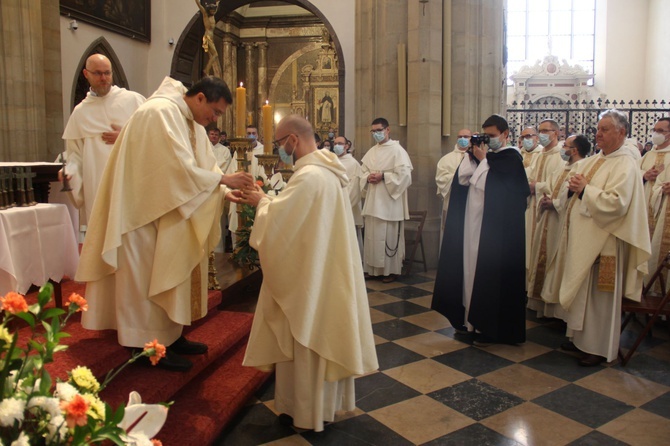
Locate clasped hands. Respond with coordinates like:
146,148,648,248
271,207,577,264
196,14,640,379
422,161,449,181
568,173,587,194
367,172,384,184
222,171,265,206
644,164,664,182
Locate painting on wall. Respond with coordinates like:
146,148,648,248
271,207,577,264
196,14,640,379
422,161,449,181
60,0,151,42
313,87,337,131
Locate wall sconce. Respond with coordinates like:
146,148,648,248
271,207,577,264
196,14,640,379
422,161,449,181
68,19,78,31
168,37,175,46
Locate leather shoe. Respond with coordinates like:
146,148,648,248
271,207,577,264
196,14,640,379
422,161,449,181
578,353,605,367
382,275,396,283
136,349,193,372
168,336,208,355
473,333,495,347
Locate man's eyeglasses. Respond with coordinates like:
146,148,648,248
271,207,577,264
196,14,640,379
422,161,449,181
370,128,386,133
272,134,293,146
520,134,537,139
86,70,112,77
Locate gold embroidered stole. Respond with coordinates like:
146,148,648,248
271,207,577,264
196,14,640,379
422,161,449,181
530,153,550,244
531,168,570,297
648,152,666,237
523,151,533,168
656,192,670,287
188,120,204,320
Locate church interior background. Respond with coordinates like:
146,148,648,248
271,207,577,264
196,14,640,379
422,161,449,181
1,1,670,444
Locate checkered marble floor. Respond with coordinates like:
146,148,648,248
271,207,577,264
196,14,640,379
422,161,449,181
216,271,670,446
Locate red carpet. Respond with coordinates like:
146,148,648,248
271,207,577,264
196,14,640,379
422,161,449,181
19,280,270,445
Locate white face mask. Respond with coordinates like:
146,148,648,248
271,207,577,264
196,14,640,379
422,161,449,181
333,144,345,156
372,131,386,143
651,132,667,146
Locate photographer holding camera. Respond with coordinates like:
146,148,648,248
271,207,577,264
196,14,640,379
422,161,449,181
432,115,530,346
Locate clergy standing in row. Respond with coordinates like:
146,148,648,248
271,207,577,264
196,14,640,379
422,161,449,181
542,109,650,366
435,129,471,249
76,76,254,372
241,115,378,432
519,126,542,175
527,134,591,317
360,118,413,283
62,54,145,235
432,115,529,346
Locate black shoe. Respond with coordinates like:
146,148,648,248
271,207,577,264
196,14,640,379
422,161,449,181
278,413,294,426
578,353,605,367
135,349,193,372
473,333,496,347
168,336,208,355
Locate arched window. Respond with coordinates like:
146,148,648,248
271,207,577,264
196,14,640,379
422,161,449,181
506,0,596,85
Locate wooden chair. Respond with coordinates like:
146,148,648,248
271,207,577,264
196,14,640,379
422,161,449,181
402,211,427,276
619,251,670,366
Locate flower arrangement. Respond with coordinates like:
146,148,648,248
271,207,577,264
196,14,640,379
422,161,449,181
0,284,168,445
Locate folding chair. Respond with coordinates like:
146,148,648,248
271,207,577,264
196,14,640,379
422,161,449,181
402,210,427,276
619,251,670,366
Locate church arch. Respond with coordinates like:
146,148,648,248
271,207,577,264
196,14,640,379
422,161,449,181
69,37,131,111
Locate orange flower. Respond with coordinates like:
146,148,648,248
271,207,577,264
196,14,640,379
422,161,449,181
1,292,28,314
143,339,166,366
65,293,88,312
151,440,163,446
255,180,264,187
60,394,89,428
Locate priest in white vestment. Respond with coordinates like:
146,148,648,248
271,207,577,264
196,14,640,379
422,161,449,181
519,126,543,176
541,110,650,366
639,118,670,237
334,135,364,255
76,76,254,372
208,127,233,173
435,129,471,248
62,54,145,234
645,127,670,292
241,115,378,432
360,118,413,282
528,134,591,317
525,120,565,283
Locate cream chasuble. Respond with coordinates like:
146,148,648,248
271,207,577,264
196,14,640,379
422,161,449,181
243,149,378,432
639,146,670,236
76,77,226,348
62,86,146,225
541,146,650,361
525,146,565,277
435,146,466,247
646,163,670,291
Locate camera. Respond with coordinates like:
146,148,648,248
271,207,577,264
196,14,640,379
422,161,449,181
470,134,490,146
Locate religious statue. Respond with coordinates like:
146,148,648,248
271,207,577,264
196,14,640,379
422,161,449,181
318,91,334,124
195,0,222,78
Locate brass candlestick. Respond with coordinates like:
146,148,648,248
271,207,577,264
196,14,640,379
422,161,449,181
279,168,294,183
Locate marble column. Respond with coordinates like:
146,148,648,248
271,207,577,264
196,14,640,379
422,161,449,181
257,42,269,142
222,35,234,136
244,43,257,128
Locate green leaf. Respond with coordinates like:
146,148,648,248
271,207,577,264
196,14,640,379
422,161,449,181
40,368,53,394
42,307,66,319
15,311,35,328
38,282,54,307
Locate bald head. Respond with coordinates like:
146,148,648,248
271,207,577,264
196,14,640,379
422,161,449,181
275,115,317,161
83,54,113,97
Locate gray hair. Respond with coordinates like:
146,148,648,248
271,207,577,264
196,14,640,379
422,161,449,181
599,109,629,132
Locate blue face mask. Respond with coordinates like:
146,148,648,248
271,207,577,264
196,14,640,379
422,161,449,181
457,137,470,149
247,133,257,141
488,136,503,150
560,148,570,161
333,144,345,156
373,131,386,143
539,133,552,147
522,138,536,151
278,145,293,165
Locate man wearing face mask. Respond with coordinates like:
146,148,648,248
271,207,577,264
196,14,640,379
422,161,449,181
435,129,472,249
640,118,670,235
432,115,530,346
525,120,565,285
360,118,413,283
240,115,378,432
334,135,364,254
518,127,542,175
529,134,591,317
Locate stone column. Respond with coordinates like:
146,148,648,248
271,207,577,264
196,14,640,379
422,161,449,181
222,35,234,136
257,41,268,141
1,0,62,161
244,43,257,128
